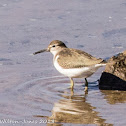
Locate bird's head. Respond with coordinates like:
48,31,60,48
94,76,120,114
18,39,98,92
33,40,67,56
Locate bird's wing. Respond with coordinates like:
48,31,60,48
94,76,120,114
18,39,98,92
57,48,103,69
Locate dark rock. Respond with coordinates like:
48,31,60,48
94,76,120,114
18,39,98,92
99,50,126,90
99,72,126,90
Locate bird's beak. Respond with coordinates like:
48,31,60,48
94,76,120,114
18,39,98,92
33,48,49,55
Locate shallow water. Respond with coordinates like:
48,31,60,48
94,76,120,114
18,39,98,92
0,73,126,126
0,0,126,126
1,70,126,126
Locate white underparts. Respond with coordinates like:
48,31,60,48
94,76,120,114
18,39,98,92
54,55,105,78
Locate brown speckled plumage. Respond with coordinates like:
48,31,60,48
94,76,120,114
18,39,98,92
56,48,104,69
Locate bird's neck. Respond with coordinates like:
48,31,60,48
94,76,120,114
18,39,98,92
51,50,59,57
51,47,67,57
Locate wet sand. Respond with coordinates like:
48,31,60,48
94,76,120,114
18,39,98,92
0,0,126,125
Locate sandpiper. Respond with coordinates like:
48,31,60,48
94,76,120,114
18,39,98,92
33,40,106,91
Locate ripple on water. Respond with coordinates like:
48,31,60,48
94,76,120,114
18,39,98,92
0,75,113,126
0,76,71,119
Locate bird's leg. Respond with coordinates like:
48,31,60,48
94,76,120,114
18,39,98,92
85,78,88,92
70,78,74,90
71,89,74,97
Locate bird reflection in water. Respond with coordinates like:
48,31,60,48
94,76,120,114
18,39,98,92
35,89,112,126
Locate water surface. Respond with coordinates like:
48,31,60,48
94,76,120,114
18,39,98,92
0,0,126,125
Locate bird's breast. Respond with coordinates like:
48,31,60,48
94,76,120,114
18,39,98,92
53,55,96,78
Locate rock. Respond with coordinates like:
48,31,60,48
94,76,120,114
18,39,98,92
99,72,126,90
99,50,126,90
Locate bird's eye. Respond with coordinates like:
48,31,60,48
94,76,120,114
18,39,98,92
52,45,56,47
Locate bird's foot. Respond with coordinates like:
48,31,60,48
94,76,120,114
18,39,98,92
84,86,88,94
